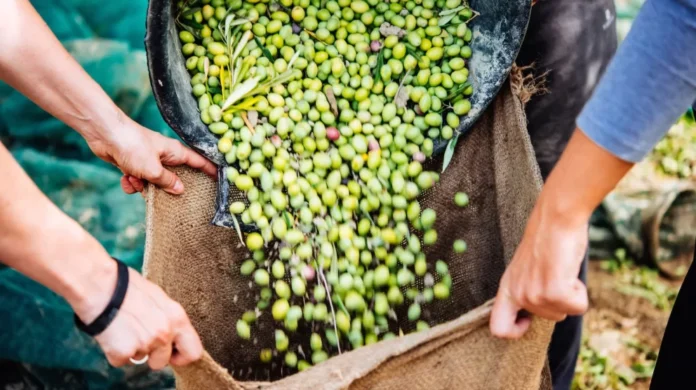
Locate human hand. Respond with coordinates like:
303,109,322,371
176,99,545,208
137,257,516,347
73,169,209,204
74,265,203,370
489,195,589,339
85,114,217,195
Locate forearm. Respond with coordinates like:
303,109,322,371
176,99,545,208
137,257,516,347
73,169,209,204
0,0,124,142
537,129,633,226
0,143,115,321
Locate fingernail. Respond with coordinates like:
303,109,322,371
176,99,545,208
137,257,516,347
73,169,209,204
173,180,184,193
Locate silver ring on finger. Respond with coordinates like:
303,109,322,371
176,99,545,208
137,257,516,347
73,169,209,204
129,355,149,365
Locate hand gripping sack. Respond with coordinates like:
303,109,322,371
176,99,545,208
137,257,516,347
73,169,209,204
142,77,554,389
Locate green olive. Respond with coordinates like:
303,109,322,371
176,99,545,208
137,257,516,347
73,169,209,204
275,280,291,299
240,260,256,276
453,239,467,253
246,232,264,250
253,269,270,286
236,320,251,339
454,192,469,207
272,299,290,320
285,351,298,367
434,282,450,299
407,303,421,321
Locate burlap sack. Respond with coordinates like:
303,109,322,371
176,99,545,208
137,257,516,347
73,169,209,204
143,79,554,389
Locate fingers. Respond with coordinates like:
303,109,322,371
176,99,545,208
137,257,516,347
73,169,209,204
170,327,203,366
97,317,145,368
148,343,173,370
102,341,137,367
121,175,147,195
121,176,137,194
95,272,202,370
128,176,145,193
146,285,203,366
146,166,184,195
169,304,203,366
159,137,218,179
491,281,589,340
170,303,203,366
181,147,218,178
490,288,532,339
563,279,589,316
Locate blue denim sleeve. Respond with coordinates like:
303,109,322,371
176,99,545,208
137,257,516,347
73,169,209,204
576,0,696,163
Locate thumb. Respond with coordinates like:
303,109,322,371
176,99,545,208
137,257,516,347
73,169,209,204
490,290,531,339
148,166,184,195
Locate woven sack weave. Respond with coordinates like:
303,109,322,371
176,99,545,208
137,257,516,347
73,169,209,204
142,79,553,390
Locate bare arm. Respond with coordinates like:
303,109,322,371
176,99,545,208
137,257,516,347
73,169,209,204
0,142,203,368
491,0,696,338
490,129,632,337
0,0,216,194
0,143,116,314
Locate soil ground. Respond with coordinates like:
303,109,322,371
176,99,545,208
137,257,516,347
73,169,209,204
574,261,681,389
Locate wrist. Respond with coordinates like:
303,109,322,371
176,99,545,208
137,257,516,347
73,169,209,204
68,254,119,324
536,187,593,231
40,220,118,323
80,109,141,163
77,105,128,146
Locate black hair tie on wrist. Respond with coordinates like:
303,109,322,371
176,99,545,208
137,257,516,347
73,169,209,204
74,257,129,337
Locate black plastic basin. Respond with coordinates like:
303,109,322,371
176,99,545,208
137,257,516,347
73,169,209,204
145,0,531,228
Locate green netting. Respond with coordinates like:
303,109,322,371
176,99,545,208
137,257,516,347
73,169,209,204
0,0,175,388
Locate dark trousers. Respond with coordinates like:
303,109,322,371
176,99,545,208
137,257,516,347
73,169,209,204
516,1,618,389
650,258,696,389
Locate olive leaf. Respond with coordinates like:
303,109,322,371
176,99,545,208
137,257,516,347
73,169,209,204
181,6,201,17
231,214,245,246
404,43,422,60
181,0,201,11
249,70,295,96
445,81,471,101
379,22,406,38
442,134,459,172
325,88,339,117
333,293,349,316
373,48,386,82
220,63,227,98
221,76,261,111
438,13,458,27
393,70,412,109
176,24,200,40
222,14,249,44
439,5,465,16
231,30,253,66
232,57,243,87
177,17,204,31
227,96,261,113
304,29,329,45
316,256,342,354
253,36,275,62
329,242,339,280
287,50,301,69
362,210,375,226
